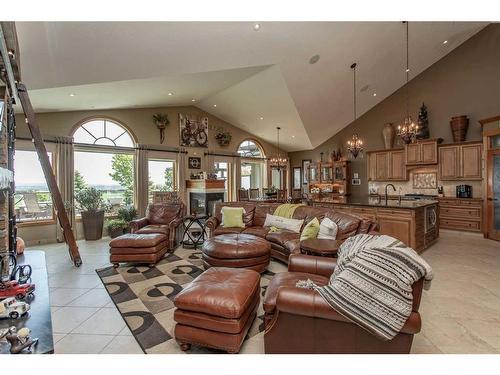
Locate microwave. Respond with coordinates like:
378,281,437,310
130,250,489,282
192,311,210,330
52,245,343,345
456,185,472,198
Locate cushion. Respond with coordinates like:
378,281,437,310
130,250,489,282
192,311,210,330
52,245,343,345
146,203,182,225
317,217,338,240
265,230,300,246
221,207,245,228
242,226,270,238
300,217,320,241
213,227,245,236
109,233,167,248
263,214,304,233
136,224,170,235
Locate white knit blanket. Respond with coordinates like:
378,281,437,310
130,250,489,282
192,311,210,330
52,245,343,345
297,234,433,341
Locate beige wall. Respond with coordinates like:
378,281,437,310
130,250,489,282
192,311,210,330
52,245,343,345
289,23,500,198
15,105,281,245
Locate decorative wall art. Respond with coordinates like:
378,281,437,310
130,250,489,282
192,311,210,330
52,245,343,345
179,114,209,148
293,167,301,189
412,172,437,189
302,160,311,184
152,113,170,144
188,157,202,169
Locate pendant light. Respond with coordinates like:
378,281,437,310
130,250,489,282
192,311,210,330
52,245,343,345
397,21,419,144
347,62,364,159
269,126,287,170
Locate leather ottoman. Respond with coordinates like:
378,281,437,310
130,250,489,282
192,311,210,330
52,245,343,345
173,267,260,353
202,233,271,273
109,233,169,267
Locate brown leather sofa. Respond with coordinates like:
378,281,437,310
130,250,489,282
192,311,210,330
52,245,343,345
130,202,186,251
263,254,424,353
205,202,378,263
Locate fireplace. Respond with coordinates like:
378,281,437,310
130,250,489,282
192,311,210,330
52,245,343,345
189,192,224,216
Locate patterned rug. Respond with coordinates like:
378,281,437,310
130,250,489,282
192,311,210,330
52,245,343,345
96,246,286,354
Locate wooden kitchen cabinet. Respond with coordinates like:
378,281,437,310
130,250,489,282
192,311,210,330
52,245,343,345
438,142,482,181
367,149,407,181
405,139,438,165
438,197,483,232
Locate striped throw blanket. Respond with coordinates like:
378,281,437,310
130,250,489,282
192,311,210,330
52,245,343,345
298,234,433,340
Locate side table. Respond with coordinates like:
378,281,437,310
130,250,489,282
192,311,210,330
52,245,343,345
181,214,208,249
300,238,341,257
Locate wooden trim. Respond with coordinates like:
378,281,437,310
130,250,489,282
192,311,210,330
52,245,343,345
479,115,500,127
235,137,267,158
17,219,57,228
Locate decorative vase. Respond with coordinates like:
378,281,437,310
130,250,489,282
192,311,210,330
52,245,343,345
382,123,395,149
450,115,469,142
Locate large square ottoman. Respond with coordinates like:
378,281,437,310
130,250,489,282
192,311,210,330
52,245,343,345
173,267,260,353
109,233,169,267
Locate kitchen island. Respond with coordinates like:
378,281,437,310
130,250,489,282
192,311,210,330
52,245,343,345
309,196,439,253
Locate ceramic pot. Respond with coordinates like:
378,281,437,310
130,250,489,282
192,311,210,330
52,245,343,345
81,210,105,241
382,123,395,149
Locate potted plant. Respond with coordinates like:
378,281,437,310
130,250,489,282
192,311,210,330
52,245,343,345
106,219,128,238
152,113,170,144
215,128,232,146
116,205,138,233
75,187,108,241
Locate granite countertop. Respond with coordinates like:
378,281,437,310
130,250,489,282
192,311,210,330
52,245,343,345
311,196,439,209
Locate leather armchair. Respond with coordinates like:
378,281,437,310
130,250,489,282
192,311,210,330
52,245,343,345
130,202,186,250
264,254,424,354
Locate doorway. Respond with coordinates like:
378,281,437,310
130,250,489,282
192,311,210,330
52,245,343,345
482,118,500,241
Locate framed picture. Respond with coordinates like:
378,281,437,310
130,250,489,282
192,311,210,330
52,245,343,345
413,172,437,189
352,178,361,185
302,159,311,184
188,157,202,169
179,113,208,148
293,167,301,189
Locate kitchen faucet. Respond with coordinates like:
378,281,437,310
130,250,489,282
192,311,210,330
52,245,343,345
384,183,396,205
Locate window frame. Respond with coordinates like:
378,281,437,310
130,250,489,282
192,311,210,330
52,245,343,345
147,157,177,203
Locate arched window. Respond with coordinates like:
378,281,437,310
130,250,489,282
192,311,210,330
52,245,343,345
237,140,264,158
73,119,135,148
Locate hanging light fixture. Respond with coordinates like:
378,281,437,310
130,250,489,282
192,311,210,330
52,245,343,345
269,126,288,169
397,21,419,144
347,62,364,159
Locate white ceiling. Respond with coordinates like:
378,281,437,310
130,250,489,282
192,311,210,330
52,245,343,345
15,21,488,151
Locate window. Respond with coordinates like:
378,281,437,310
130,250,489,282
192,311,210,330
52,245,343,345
74,151,134,215
73,119,134,148
148,159,175,202
14,150,54,223
214,162,228,191
237,140,264,158
72,118,136,216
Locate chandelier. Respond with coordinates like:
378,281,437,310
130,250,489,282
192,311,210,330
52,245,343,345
347,134,363,159
397,21,419,145
269,126,288,169
347,62,364,159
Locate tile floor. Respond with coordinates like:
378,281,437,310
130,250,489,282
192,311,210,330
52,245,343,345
28,229,500,354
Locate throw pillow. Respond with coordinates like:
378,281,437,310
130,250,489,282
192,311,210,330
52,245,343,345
317,217,338,240
263,214,304,233
300,217,320,241
221,207,245,228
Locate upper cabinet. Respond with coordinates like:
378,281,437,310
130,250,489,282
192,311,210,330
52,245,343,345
405,139,438,165
320,163,333,183
368,149,407,182
438,142,482,181
309,162,320,184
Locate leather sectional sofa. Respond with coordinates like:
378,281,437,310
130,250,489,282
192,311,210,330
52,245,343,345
205,202,378,263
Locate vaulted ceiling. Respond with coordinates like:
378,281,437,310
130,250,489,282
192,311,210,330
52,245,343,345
15,22,487,151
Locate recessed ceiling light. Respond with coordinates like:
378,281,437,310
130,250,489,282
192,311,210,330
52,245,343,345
443,40,448,45
292,135,295,138
373,93,377,97
406,68,410,73
253,23,261,31
213,104,217,107
69,93,75,97
259,117,264,120
309,54,320,64
168,92,173,96
191,99,196,102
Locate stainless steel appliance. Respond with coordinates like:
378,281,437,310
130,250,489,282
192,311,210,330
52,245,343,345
456,184,472,198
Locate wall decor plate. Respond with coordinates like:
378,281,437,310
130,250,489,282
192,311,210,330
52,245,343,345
413,172,437,189
188,157,202,169
179,114,208,147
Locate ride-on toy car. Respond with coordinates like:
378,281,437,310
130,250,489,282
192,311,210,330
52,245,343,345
0,280,35,300
0,297,30,319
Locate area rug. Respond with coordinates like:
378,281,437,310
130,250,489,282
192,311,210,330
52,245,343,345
96,246,284,353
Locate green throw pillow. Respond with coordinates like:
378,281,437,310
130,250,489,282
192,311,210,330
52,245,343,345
221,207,245,228
300,217,320,241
